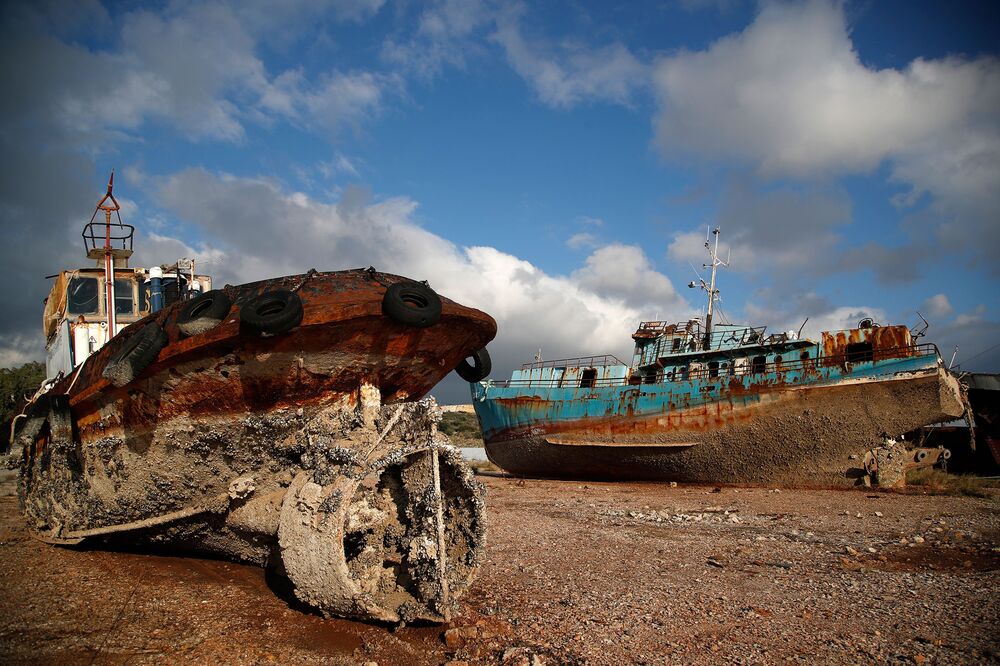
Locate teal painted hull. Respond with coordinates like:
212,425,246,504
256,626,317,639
471,354,966,485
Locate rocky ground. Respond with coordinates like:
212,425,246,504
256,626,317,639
1,468,998,664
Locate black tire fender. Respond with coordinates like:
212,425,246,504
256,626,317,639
102,322,168,387
455,348,491,382
382,282,442,328
177,290,232,337
239,289,304,336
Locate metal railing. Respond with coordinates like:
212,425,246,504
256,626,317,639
519,354,628,371
492,344,939,389
82,219,134,255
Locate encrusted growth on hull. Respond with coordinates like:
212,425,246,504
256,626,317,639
18,389,486,623
482,367,967,487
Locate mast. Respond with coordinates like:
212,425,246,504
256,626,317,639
688,227,728,351
88,171,123,340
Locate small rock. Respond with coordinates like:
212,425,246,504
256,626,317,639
874,511,883,517
443,628,464,649
669,481,678,488
913,536,925,544
845,546,859,556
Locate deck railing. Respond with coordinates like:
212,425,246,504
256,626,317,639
491,344,940,389
518,354,628,371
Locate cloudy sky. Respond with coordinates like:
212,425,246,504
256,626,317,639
1,0,998,402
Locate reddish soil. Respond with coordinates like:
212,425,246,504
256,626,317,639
1,469,998,664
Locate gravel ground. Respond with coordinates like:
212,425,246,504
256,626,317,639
1,469,997,665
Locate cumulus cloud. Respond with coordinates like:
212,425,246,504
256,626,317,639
667,182,851,277
652,0,1000,268
566,232,598,249
493,5,648,107
148,170,690,399
921,293,954,319
0,1,393,145
744,302,886,340
571,244,685,312
653,0,1000,176
381,0,492,77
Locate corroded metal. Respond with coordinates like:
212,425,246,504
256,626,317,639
19,269,496,622
473,328,966,486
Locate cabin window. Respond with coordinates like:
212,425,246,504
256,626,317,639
800,351,810,360
708,361,720,378
139,282,149,312
67,277,99,315
751,355,766,374
846,341,874,363
641,367,658,384
666,369,675,382
672,338,682,352
580,368,597,388
114,279,134,315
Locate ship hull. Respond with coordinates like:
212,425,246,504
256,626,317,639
473,358,966,486
18,268,496,622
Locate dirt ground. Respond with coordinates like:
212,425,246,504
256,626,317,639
1,468,998,665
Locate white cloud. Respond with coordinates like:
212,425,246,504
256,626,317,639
652,0,1000,267
381,0,492,77
652,1,1000,176
0,1,393,146
145,169,691,397
921,294,954,319
566,232,598,249
744,302,887,340
571,244,684,312
667,183,851,277
955,304,988,328
493,5,648,108
327,0,385,23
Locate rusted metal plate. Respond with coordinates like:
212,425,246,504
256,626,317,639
19,268,496,623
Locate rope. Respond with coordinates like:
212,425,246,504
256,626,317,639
955,341,1000,368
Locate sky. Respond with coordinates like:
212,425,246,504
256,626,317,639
0,0,998,403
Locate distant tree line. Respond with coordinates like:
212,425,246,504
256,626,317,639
1,362,46,448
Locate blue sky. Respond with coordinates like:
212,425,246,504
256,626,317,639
1,0,998,402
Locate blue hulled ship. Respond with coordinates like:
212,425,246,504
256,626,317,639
470,229,967,486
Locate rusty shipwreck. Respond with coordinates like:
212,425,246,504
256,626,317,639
470,228,967,487
14,174,497,623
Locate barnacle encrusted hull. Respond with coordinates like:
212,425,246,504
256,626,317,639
18,268,496,622
21,390,485,623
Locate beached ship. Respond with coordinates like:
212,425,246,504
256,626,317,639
15,174,497,622
470,228,967,487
